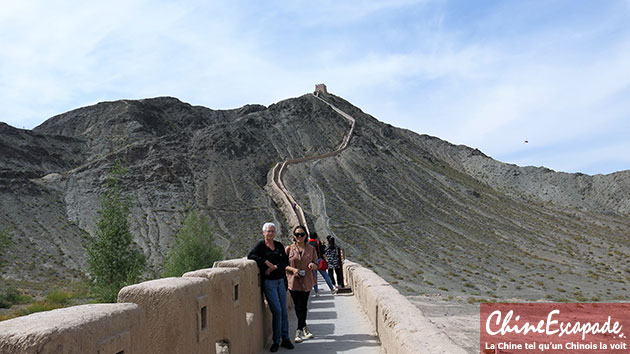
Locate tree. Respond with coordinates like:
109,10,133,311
0,229,13,274
87,164,145,302
163,210,223,277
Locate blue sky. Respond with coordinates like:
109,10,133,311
1,1,628,175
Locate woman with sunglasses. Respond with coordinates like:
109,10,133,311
285,225,319,343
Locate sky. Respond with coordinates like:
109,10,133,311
1,1,628,175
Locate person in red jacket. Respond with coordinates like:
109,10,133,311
307,232,337,295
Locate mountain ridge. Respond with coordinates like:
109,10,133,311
403,130,630,215
1,93,628,304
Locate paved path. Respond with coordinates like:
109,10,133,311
273,278,383,353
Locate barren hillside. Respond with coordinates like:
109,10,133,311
0,93,628,303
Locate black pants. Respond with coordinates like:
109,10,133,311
289,290,310,330
328,267,344,288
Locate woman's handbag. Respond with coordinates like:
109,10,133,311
318,258,328,271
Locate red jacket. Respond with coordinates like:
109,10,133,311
308,238,325,259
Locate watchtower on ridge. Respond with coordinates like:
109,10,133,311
314,84,328,95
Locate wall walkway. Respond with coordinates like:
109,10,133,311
289,276,381,353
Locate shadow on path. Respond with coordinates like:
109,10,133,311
280,278,382,353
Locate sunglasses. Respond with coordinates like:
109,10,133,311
294,233,307,237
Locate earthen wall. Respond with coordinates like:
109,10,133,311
0,258,271,354
344,260,468,354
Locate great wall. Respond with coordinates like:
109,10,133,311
0,86,467,354
265,84,356,234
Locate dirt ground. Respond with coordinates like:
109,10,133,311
408,294,480,354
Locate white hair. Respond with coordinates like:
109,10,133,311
262,222,276,232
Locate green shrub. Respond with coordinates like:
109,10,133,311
467,297,479,304
163,210,223,277
18,302,61,316
0,287,31,309
46,290,73,305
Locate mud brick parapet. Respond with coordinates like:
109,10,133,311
343,260,467,354
0,258,271,354
0,303,143,354
0,258,461,354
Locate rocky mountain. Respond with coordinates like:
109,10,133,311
1,92,629,302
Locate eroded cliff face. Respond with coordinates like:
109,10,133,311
1,93,628,301
280,95,630,301
0,95,349,282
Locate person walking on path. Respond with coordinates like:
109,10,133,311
325,235,344,288
308,232,337,295
285,225,319,343
247,222,294,352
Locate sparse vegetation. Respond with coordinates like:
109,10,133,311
17,302,61,316
2,289,78,319
0,228,13,274
45,289,74,305
0,287,31,309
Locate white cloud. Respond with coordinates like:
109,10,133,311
0,1,627,173
261,0,428,28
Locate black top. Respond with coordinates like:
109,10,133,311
247,240,289,280
308,238,325,259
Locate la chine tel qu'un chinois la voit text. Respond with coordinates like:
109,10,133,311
484,341,628,351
